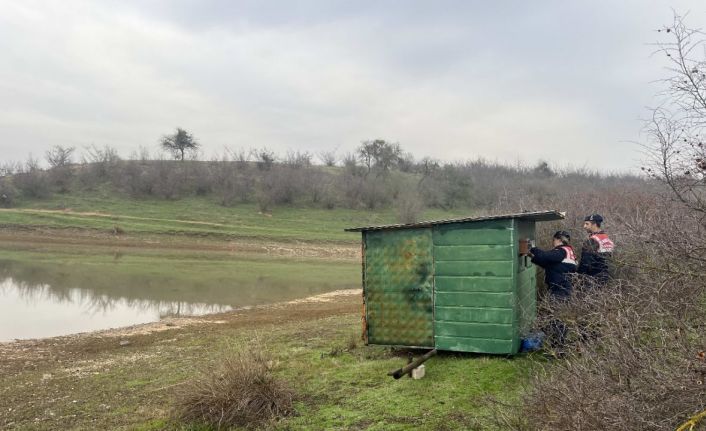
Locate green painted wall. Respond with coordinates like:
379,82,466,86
433,220,517,354
514,220,537,338
363,228,434,347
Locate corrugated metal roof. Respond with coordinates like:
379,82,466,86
344,210,565,232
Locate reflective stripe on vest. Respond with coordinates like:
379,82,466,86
560,246,578,266
590,233,614,253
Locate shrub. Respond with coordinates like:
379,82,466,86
14,156,51,198
0,178,17,207
173,348,295,429
119,161,154,197
395,189,424,224
78,144,121,189
490,198,706,431
45,145,75,193
152,160,186,199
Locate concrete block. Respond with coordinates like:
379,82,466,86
411,364,426,379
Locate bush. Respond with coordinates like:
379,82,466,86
0,178,17,207
14,156,51,199
119,161,154,197
515,275,706,430
152,160,186,199
490,198,706,431
173,348,295,429
395,188,424,224
45,145,75,193
77,144,121,189
360,176,392,209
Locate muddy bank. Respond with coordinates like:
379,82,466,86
0,226,359,260
0,289,361,374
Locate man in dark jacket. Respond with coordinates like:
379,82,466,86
529,230,578,299
528,230,578,353
577,214,614,285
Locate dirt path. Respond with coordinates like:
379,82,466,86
0,208,243,228
0,227,360,260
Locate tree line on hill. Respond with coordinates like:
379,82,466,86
0,130,647,223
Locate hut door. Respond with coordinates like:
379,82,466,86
364,228,434,347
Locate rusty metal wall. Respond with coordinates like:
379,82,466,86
363,228,434,347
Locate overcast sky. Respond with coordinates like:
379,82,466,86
1,1,705,172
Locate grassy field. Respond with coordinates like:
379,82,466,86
0,191,465,243
0,296,533,430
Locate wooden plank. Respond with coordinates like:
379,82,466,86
435,321,514,339
433,245,513,261
434,336,514,354
435,276,513,292
435,261,513,277
435,291,514,308
435,306,514,324
435,219,512,231
433,227,512,246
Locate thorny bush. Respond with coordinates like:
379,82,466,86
489,184,706,430
490,16,706,426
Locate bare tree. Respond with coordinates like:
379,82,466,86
45,146,75,168
45,145,75,193
78,144,120,188
282,150,312,168
341,152,362,176
532,160,555,178
160,128,200,162
642,14,706,215
317,149,338,167
252,148,276,171
396,151,415,173
227,148,250,165
0,161,21,177
210,154,242,206
14,155,50,198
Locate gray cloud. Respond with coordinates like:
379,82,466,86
1,0,705,171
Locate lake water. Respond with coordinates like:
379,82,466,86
0,256,356,342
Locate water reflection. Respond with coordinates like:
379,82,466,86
0,257,352,341
2,279,230,317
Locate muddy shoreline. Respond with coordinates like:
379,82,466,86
0,226,360,260
0,289,361,377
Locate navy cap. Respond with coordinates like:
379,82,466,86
584,214,603,225
553,230,571,241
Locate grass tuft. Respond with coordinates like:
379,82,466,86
172,348,296,429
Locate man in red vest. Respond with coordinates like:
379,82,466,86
527,230,578,353
529,230,578,299
577,214,614,285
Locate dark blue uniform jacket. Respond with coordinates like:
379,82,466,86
530,246,577,298
577,231,613,283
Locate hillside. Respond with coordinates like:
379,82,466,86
0,189,465,244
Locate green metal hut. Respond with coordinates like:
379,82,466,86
345,210,565,355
